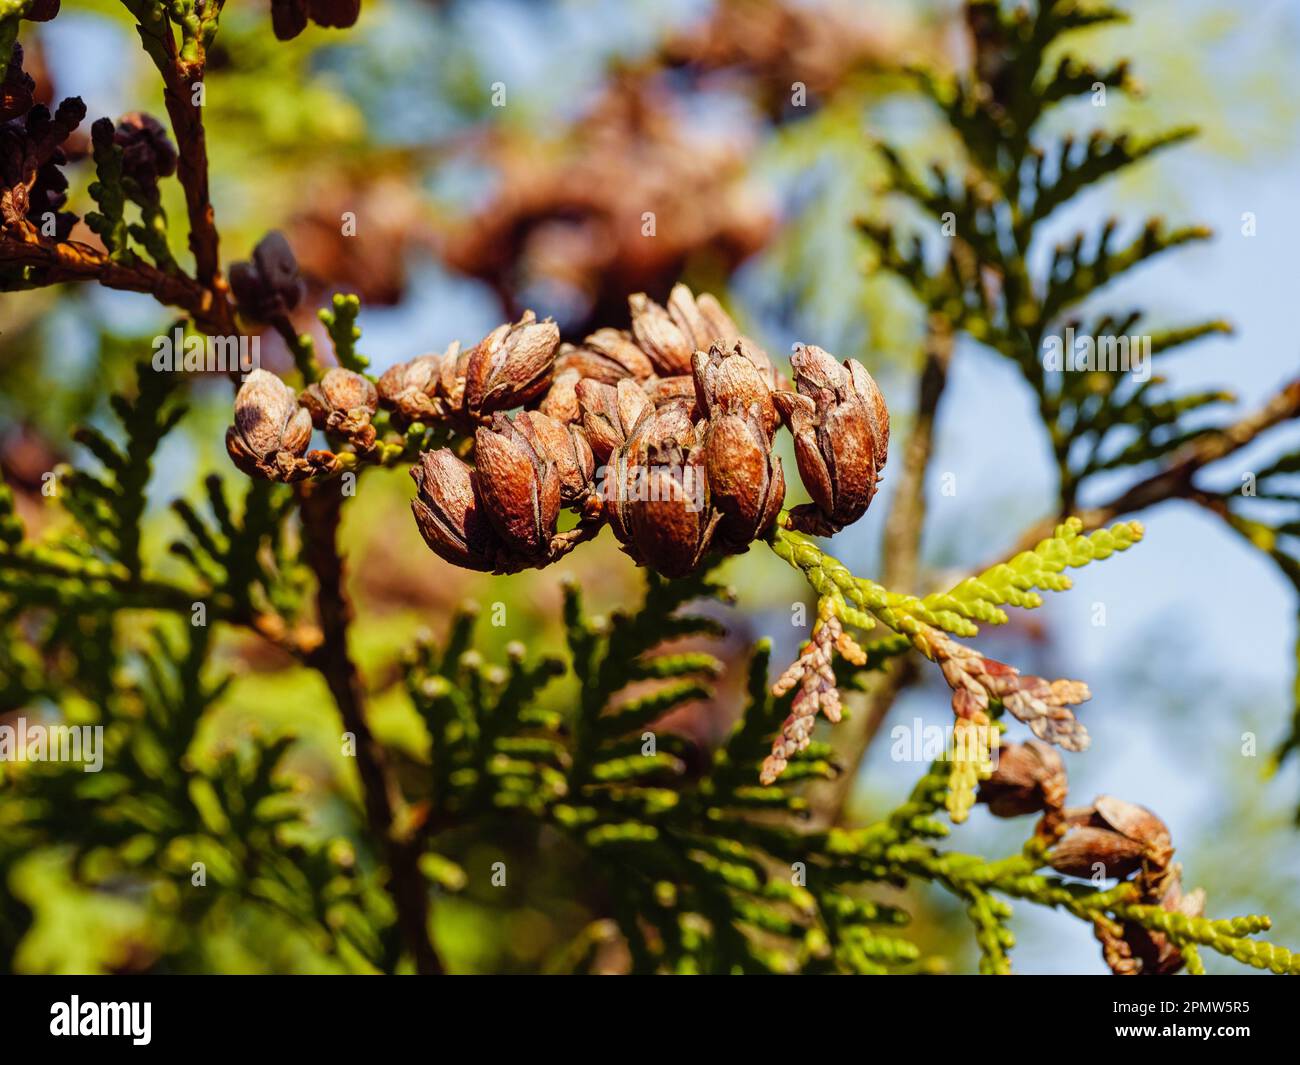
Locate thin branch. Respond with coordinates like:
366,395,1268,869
122,0,235,335
1001,375,1300,560
297,483,444,975
0,227,224,329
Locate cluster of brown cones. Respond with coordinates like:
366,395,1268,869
226,284,891,579
979,741,1206,975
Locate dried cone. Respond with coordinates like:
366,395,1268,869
539,367,583,425
977,740,1067,818
226,369,314,480
512,409,595,506
1048,796,1173,881
113,112,176,191
692,340,779,439
629,292,695,376
464,311,560,420
577,377,653,463
609,400,718,577
474,414,562,559
229,231,305,322
701,409,784,549
1119,872,1206,975
556,329,655,384
377,344,457,425
299,367,378,449
775,344,889,534
410,449,504,572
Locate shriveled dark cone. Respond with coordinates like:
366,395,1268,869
230,231,305,322
612,400,719,578
300,367,378,449
577,377,652,462
376,344,456,426
309,0,361,29
1,45,36,123
1048,796,1173,881
1119,871,1206,975
113,112,176,191
977,740,1067,818
775,344,889,535
474,414,561,558
226,369,313,480
410,449,504,573
272,0,360,40
464,311,559,421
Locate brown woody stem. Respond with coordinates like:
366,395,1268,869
298,484,443,975
0,228,224,328
1000,375,1300,561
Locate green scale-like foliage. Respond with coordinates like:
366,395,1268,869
401,572,923,974
862,0,1233,512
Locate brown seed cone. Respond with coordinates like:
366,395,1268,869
300,367,379,449
513,409,595,506
643,374,699,413
693,340,779,439
629,291,694,376
667,283,743,352
1118,872,1205,975
577,377,653,462
702,409,784,549
776,344,889,534
464,311,559,420
557,329,655,384
977,740,1068,818
474,414,562,558
410,449,505,572
610,400,718,577
377,345,456,425
1048,796,1173,881
226,369,314,480
539,367,583,425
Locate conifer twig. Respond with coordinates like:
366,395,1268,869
0,228,225,328
1001,375,1300,561
120,0,236,335
298,484,443,975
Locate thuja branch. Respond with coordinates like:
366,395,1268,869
119,0,233,327
297,485,443,975
765,516,1143,812
1002,375,1300,560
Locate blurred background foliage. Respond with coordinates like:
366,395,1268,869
2,0,1299,973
